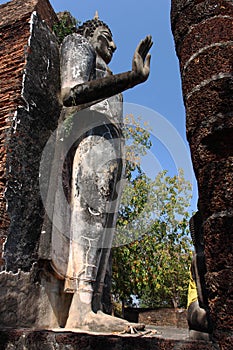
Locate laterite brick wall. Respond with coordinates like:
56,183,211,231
0,0,59,270
171,1,233,348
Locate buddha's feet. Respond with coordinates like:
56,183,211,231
65,310,145,333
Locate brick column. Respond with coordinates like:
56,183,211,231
171,0,233,347
0,0,63,328
0,0,60,271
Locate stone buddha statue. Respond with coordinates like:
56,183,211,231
42,14,152,332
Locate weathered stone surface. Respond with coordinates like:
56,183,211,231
125,307,188,328
0,269,55,328
0,0,63,330
198,161,233,217
182,45,232,97
206,269,233,330
171,0,233,348
0,0,60,272
0,0,57,29
0,3,31,266
186,77,233,142
0,328,216,350
178,16,233,68
171,0,233,56
0,266,72,329
0,0,59,270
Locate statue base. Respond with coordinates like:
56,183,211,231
0,328,216,350
0,267,72,329
0,269,217,348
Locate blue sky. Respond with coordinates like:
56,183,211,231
0,0,198,212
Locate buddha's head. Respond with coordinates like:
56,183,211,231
78,15,116,64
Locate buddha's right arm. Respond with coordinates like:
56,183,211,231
61,70,141,107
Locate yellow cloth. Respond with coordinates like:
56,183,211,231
187,270,198,308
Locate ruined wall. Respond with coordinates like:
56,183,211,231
0,0,60,271
0,0,64,329
124,308,187,328
0,1,32,265
171,0,233,348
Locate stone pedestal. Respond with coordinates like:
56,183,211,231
0,328,216,350
171,1,233,348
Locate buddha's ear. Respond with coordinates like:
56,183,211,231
83,27,91,38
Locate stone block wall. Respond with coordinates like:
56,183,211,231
0,0,32,264
124,308,187,328
138,308,187,328
0,0,60,271
171,0,233,348
0,0,64,330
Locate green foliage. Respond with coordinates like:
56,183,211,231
123,114,152,179
112,116,193,309
53,12,80,44
113,115,153,247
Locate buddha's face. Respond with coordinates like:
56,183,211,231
89,26,116,64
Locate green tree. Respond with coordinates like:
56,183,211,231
112,116,193,310
113,114,152,247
